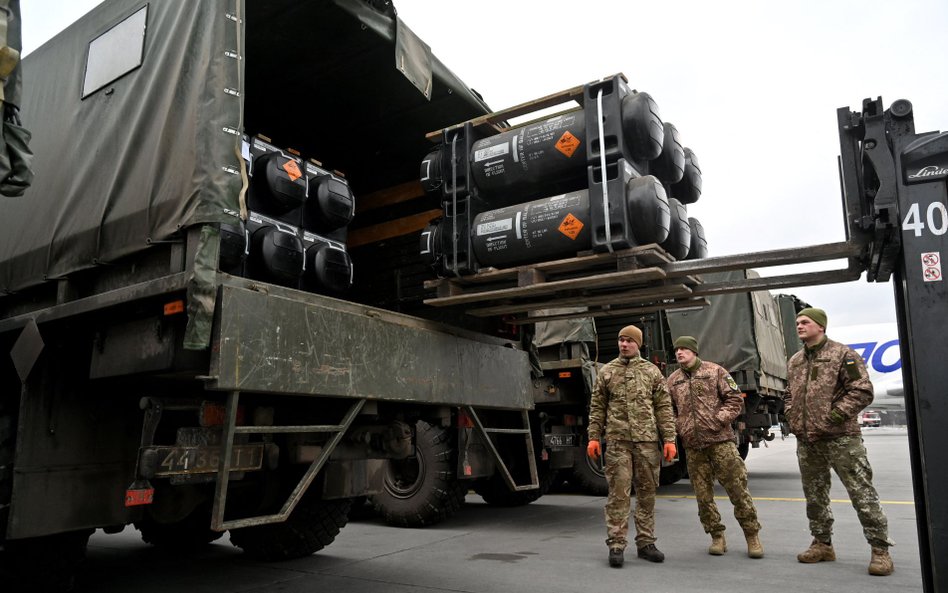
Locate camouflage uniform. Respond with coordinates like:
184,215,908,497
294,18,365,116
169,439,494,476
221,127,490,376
588,355,676,551
668,360,760,536
785,337,893,548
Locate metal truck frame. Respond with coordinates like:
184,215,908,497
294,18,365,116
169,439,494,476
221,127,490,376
0,1,541,587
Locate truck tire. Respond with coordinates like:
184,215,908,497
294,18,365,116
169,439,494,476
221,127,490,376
0,401,14,540
1,529,93,593
229,497,350,561
135,503,224,550
370,419,466,527
659,447,689,485
570,438,609,496
473,461,556,506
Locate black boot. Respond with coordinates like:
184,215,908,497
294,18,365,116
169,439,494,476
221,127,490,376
637,544,665,563
609,547,625,568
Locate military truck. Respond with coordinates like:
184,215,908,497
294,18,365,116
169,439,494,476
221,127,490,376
0,1,543,588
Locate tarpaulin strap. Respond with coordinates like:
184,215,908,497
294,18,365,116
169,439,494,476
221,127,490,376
597,89,613,253
183,225,221,350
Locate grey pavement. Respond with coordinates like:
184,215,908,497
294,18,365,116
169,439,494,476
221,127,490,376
74,428,922,592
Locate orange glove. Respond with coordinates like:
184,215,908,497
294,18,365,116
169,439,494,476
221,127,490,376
663,442,678,463
587,440,602,460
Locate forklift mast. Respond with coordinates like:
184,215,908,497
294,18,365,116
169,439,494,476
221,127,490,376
838,97,948,593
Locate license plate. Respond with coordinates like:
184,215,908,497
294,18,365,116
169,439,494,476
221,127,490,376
152,445,264,476
544,434,577,448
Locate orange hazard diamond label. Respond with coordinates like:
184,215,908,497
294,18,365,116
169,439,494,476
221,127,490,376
558,213,584,240
555,131,581,158
282,159,302,181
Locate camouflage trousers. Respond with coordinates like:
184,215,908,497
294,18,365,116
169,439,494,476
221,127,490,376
685,441,761,535
796,435,893,548
603,440,661,550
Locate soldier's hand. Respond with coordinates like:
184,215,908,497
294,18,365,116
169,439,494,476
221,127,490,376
828,408,846,425
663,442,677,462
587,440,602,460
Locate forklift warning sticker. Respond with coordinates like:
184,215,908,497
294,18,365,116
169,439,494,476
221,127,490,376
282,160,302,181
555,131,581,158
558,213,584,240
921,251,942,282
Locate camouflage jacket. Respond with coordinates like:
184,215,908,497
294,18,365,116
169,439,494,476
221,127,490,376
784,337,874,443
667,359,744,450
588,355,676,444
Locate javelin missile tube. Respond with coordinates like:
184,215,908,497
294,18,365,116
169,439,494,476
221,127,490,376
423,175,671,270
422,90,664,206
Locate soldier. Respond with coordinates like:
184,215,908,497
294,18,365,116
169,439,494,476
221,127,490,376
666,336,763,558
785,307,894,576
587,325,677,568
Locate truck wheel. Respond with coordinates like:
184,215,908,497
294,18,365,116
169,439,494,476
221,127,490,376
570,441,609,496
1,529,93,592
658,462,687,485
370,419,466,527
0,401,14,540
473,460,556,506
135,503,224,550
229,497,350,561
659,447,688,485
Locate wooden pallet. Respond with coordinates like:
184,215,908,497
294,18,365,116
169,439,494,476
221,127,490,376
423,244,705,322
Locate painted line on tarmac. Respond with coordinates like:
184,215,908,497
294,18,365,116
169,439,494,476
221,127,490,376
656,495,913,505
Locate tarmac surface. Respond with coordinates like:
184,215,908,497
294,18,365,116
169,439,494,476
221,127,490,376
74,428,922,592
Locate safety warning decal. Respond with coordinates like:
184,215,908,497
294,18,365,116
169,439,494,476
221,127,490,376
555,131,581,158
921,251,942,282
282,159,302,181
558,213,584,240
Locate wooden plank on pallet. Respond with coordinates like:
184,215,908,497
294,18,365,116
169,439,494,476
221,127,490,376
356,181,424,214
425,81,588,142
348,209,441,249
422,244,673,290
505,298,710,325
464,283,694,317
424,267,668,308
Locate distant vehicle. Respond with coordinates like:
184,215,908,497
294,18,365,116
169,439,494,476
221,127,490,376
859,411,883,428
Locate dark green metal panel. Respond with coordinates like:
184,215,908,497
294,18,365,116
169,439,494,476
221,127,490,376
209,285,533,410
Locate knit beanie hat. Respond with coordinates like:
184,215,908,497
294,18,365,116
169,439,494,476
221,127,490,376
673,335,699,355
618,325,643,347
797,307,828,329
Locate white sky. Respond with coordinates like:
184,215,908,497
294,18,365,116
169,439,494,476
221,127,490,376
22,0,948,327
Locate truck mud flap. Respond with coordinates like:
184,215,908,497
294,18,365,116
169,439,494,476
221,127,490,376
210,392,365,530
465,406,538,492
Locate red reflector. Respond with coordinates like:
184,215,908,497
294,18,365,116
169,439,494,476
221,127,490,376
125,486,154,507
200,401,245,427
563,414,577,426
541,449,549,461
740,392,748,399
457,409,474,428
463,464,473,476
164,300,185,316
558,371,572,378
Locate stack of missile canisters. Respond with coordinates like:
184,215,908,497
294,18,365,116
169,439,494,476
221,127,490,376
219,137,356,295
419,74,706,277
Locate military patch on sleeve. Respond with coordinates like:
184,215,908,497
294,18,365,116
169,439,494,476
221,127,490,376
725,375,740,392
844,356,861,379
